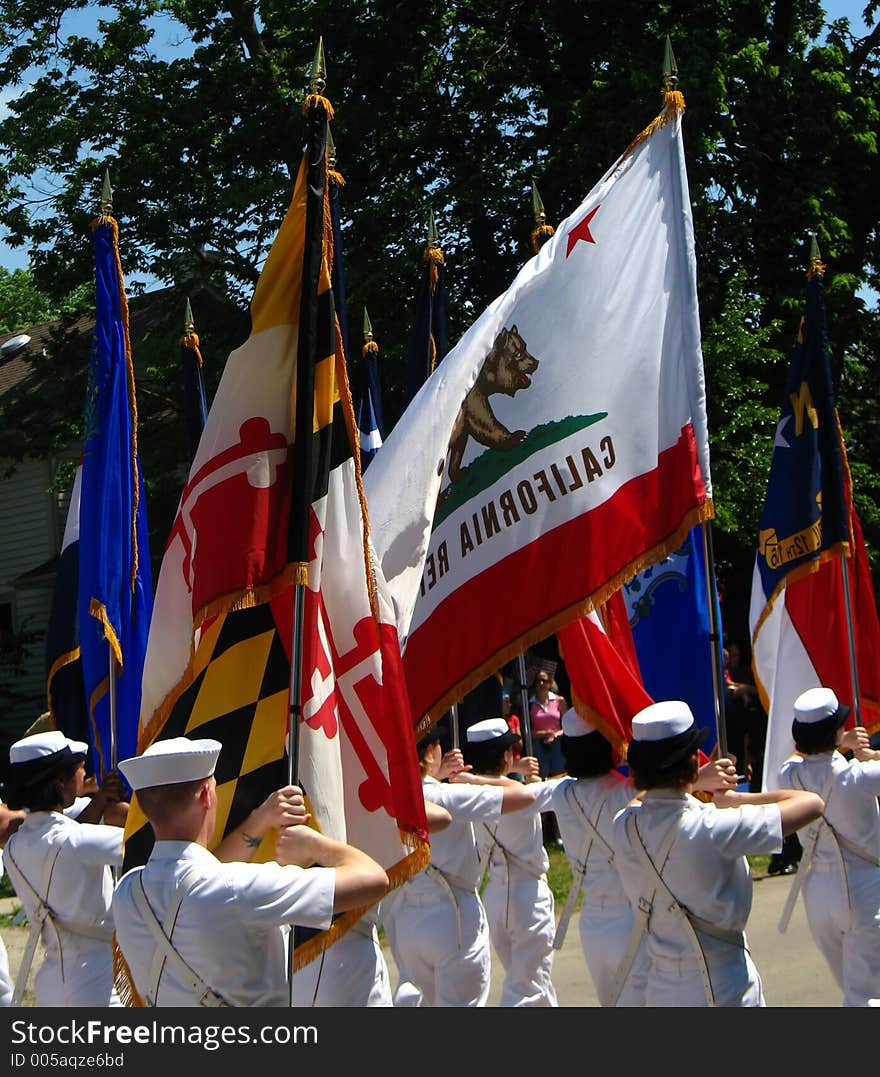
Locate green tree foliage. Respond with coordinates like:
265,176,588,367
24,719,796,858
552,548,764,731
0,1,877,637
0,266,90,331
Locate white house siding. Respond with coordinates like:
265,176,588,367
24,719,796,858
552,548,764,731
0,456,61,742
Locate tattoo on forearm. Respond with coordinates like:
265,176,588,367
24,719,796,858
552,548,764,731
241,831,261,848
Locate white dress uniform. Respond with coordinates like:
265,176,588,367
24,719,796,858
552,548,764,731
290,905,392,1006
3,810,123,1007
551,771,648,1006
476,779,558,1006
778,750,880,1006
389,776,504,1007
113,840,335,1007
0,849,12,1007
612,790,782,1007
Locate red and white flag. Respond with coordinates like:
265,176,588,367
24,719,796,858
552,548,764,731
364,92,712,725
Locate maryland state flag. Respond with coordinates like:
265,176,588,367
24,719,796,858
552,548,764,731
121,95,429,983
750,258,880,788
78,213,154,779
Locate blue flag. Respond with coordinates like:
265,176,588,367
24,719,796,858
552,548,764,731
77,215,154,779
356,336,384,470
180,323,208,465
403,239,447,408
622,525,720,756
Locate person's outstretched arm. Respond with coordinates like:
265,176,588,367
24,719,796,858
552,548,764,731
714,788,824,836
275,826,389,913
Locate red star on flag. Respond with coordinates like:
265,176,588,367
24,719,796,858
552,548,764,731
565,205,600,258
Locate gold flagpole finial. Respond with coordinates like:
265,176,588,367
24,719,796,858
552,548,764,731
809,232,822,266
426,208,440,249
363,307,374,343
532,180,546,225
183,297,195,334
662,35,679,92
100,169,113,216
310,37,327,95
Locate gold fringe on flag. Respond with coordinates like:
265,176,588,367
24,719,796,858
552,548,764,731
617,88,686,168
423,499,714,727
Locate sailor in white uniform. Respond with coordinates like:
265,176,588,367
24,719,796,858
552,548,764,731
387,726,537,1007
777,686,880,1006
112,736,389,1007
463,717,558,1006
3,731,124,1007
0,799,25,1007
551,707,740,1006
611,700,824,1007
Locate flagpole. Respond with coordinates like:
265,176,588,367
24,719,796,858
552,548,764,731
801,231,865,728
285,37,330,1006
516,653,534,757
700,520,729,758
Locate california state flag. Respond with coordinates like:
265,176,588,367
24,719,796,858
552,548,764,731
364,90,713,725
122,96,428,981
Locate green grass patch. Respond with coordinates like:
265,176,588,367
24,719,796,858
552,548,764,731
0,872,13,899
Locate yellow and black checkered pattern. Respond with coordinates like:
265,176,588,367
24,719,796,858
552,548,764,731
122,601,292,871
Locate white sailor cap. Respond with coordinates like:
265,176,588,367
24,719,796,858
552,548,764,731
631,700,695,741
561,707,597,738
119,737,222,791
9,730,88,765
628,700,707,772
792,687,850,727
466,717,520,749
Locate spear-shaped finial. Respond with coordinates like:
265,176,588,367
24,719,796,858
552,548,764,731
530,179,555,254
363,307,373,343
662,35,678,92
809,232,822,266
426,208,440,248
310,37,327,95
183,297,195,334
532,180,546,225
100,169,113,216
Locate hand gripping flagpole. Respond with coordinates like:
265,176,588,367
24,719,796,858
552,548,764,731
286,37,331,1005
809,233,864,730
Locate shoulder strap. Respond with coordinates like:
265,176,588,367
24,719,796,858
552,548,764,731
553,783,613,950
129,869,229,1007
778,768,837,933
605,812,681,1007
4,836,65,1006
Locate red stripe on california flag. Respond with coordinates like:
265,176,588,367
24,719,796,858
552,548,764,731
403,426,706,720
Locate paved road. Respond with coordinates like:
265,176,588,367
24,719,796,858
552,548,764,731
1,870,841,1007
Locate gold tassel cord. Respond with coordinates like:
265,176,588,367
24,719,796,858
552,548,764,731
362,340,379,357
424,244,445,292
615,88,686,169
531,223,555,254
180,330,203,367
328,169,346,188
302,93,334,120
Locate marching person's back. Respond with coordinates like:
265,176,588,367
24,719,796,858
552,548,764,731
464,717,559,1007
776,686,880,1006
112,736,389,1007
3,731,126,1007
611,700,823,1007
